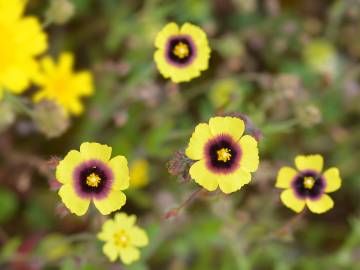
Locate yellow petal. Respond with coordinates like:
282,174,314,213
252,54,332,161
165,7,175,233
218,169,251,194
115,213,136,228
97,220,116,241
80,142,112,162
189,160,219,191
155,22,179,48
103,242,118,262
275,166,298,189
59,52,74,72
58,184,90,216
108,155,129,190
185,123,212,160
56,150,83,184
295,154,323,173
239,135,259,172
129,227,149,247
93,190,126,215
119,247,140,265
323,167,342,193
280,189,305,213
209,117,245,141
306,194,334,214
180,23,208,47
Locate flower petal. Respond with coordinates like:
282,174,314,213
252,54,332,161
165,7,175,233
93,190,126,215
185,123,212,160
129,227,149,247
280,189,305,213
103,242,118,262
80,142,112,162
323,167,342,193
56,150,83,184
239,135,259,172
189,160,219,191
115,213,136,228
218,169,251,194
275,166,298,189
295,154,323,173
58,184,90,216
97,219,116,241
108,155,129,190
155,22,179,48
119,247,140,265
209,117,245,141
306,194,334,214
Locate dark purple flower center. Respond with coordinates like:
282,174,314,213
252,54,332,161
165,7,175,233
73,160,113,199
166,35,196,66
292,170,326,199
205,134,241,174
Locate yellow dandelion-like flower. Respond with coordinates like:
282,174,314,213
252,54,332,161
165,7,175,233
56,142,129,216
154,22,211,83
129,159,150,189
33,52,94,115
275,154,342,214
97,212,149,265
0,0,47,98
185,116,259,194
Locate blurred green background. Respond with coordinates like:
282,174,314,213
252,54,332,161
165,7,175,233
1,0,360,269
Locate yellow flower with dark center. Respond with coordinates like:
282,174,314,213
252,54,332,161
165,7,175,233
275,154,342,214
97,213,149,265
185,116,259,194
33,52,93,115
154,22,211,83
0,0,47,98
56,142,129,216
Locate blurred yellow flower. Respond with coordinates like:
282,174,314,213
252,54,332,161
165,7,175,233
303,39,339,76
56,142,129,216
33,52,94,115
276,154,342,214
185,117,259,194
130,159,149,189
0,0,47,98
154,22,211,83
98,212,149,265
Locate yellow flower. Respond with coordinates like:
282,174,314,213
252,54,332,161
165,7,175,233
33,52,94,115
185,116,259,194
97,213,149,265
154,22,211,83
130,159,149,189
276,154,342,214
56,142,129,216
0,0,47,97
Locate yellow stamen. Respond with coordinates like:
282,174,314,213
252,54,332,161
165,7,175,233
86,173,101,187
173,42,189,59
217,148,232,162
114,230,129,248
303,176,315,189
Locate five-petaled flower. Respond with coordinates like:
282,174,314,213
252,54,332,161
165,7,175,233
185,116,259,194
276,154,342,214
33,52,94,115
98,212,149,265
154,22,211,83
56,142,129,216
0,0,47,99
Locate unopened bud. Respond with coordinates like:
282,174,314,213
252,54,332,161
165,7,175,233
46,0,75,25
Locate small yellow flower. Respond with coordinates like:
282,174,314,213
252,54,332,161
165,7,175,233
56,142,129,216
33,52,94,115
185,116,259,194
154,22,211,83
97,213,149,265
276,154,342,214
130,159,149,189
0,0,47,97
